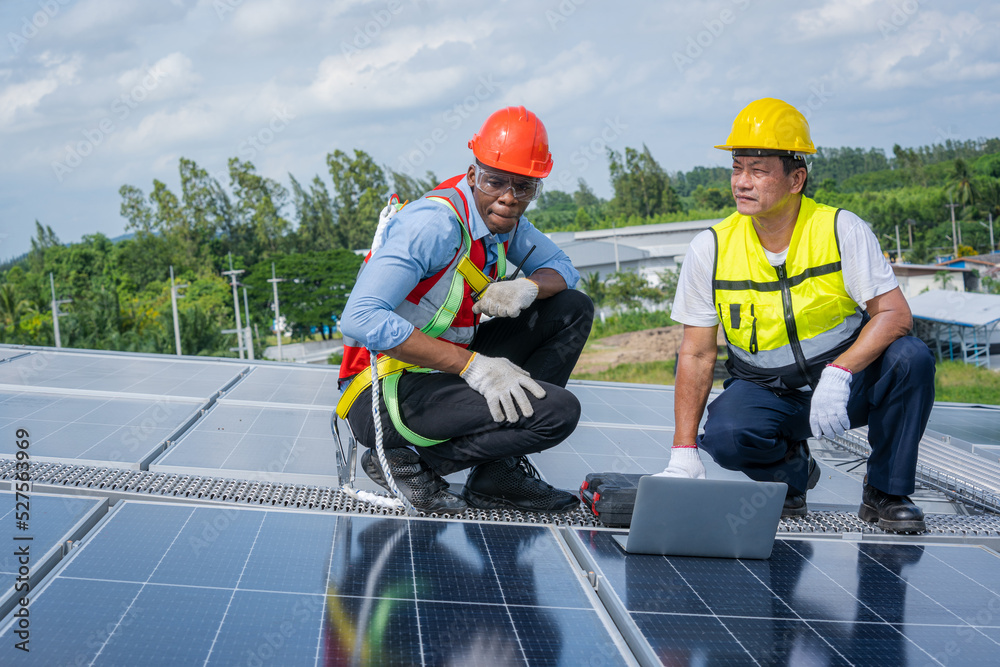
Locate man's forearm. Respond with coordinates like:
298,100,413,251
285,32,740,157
528,268,567,299
673,351,716,447
383,329,473,375
833,289,913,373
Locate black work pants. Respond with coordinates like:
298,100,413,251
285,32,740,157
345,289,594,476
697,336,935,496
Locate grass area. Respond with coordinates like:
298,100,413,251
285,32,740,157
573,359,675,384
588,310,675,341
934,361,1000,404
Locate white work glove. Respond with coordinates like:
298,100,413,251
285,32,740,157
460,352,546,423
653,447,707,479
809,365,853,439
370,196,405,255
472,278,538,318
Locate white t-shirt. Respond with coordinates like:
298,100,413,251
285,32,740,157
671,209,899,327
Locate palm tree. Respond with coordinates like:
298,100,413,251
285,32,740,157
948,159,979,208
0,283,31,333
579,272,606,308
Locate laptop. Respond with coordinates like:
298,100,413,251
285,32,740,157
612,475,787,559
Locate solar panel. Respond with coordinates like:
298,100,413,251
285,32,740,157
0,351,243,399
0,391,203,468
0,502,628,665
573,529,1000,665
0,491,106,618
927,405,1000,449
571,383,675,428
150,404,337,485
222,365,341,408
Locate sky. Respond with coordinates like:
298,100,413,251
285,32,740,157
1,0,999,260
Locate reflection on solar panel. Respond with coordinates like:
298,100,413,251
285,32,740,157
0,492,106,618
574,529,1000,665
0,502,626,665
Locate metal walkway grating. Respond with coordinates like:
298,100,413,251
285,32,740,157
834,426,1000,513
4,458,1000,537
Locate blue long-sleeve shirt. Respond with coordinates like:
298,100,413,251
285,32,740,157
340,176,579,353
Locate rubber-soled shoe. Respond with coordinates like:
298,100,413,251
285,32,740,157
360,448,467,514
782,492,808,517
806,451,821,491
858,480,926,534
463,456,579,513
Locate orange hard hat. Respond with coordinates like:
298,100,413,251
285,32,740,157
468,106,553,178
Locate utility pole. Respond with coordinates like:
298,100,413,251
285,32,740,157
990,213,995,253
241,285,255,361
945,199,960,258
169,266,188,356
905,219,915,250
222,253,245,359
895,224,902,263
267,263,285,361
611,220,620,272
49,273,71,348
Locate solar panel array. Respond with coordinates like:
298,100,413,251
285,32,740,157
0,501,627,665
575,529,1000,665
2,344,1000,665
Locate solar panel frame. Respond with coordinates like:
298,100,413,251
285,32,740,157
0,491,107,619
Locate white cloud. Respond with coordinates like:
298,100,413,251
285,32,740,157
504,43,618,112
116,52,200,101
0,53,81,127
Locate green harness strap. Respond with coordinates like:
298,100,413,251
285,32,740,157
380,196,507,447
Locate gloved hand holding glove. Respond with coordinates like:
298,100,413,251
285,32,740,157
460,352,546,423
472,278,538,318
653,447,707,479
809,364,853,439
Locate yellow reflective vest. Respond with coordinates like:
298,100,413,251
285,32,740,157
712,197,867,392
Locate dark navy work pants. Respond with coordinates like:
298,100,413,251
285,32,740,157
697,336,935,496
345,289,594,476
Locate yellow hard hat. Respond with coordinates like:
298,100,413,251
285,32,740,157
715,98,816,155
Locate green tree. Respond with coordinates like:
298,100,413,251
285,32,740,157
327,149,388,251
578,272,606,308
604,269,665,311
28,221,60,274
692,185,733,211
389,170,438,202
228,157,291,260
608,145,681,218
243,249,364,340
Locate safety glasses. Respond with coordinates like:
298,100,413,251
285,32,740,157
473,165,542,202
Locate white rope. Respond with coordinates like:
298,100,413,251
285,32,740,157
369,352,414,513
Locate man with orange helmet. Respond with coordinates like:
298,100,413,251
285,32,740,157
659,98,934,533
337,106,593,514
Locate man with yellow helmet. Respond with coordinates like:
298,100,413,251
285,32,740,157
338,106,592,515
659,98,934,533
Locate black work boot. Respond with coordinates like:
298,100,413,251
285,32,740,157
360,448,467,514
463,456,579,513
858,479,926,534
782,492,807,517
781,445,819,518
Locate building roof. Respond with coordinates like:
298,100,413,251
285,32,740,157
909,289,1000,326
